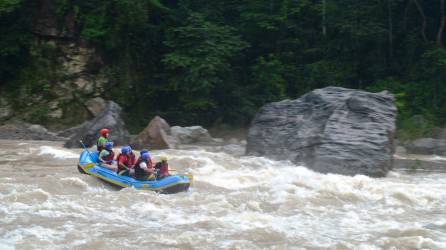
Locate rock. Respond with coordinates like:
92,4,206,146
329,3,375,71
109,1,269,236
406,138,446,155
170,126,212,144
47,109,63,119
131,116,175,150
85,97,107,116
393,157,446,173
33,0,77,38
395,146,407,155
28,124,48,134
0,122,64,141
246,87,397,177
64,101,130,148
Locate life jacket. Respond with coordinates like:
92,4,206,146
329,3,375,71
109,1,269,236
102,149,115,163
96,136,107,152
134,158,149,180
116,153,130,172
155,162,169,177
128,152,136,167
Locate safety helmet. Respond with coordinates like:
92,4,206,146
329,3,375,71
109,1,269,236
141,152,150,159
127,145,133,152
121,146,129,154
105,141,113,150
100,128,109,135
160,156,168,161
140,149,149,155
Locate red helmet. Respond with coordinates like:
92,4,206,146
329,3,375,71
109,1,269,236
100,128,109,135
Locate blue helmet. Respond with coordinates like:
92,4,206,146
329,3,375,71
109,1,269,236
141,152,150,159
140,149,149,155
105,141,113,150
121,146,129,154
127,145,133,152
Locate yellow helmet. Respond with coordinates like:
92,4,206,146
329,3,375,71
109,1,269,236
160,156,168,161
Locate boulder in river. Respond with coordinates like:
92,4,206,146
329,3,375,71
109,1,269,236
0,121,64,141
170,126,212,144
130,116,175,150
64,101,130,148
246,86,397,177
406,138,446,156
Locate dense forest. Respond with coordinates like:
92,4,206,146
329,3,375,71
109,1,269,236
1,0,446,137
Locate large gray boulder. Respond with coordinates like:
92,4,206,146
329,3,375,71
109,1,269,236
406,138,446,155
246,87,397,177
64,101,130,148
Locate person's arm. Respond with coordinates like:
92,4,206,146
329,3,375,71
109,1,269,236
98,150,107,163
139,162,150,174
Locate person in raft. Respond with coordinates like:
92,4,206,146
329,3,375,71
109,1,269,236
116,145,137,176
96,128,110,152
98,141,117,172
154,156,169,179
134,152,156,181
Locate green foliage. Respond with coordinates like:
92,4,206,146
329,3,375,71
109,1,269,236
0,0,21,14
250,54,286,104
2,0,446,132
162,13,248,122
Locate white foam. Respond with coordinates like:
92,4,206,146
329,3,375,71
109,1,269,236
38,146,78,159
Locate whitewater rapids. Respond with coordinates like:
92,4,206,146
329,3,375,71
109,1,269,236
0,139,445,249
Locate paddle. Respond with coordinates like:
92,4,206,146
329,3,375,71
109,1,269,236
79,140,95,161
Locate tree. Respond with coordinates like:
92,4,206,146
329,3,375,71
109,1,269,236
162,13,248,123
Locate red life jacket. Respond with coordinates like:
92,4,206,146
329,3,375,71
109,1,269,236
117,153,130,172
155,162,169,176
128,152,136,167
103,149,115,163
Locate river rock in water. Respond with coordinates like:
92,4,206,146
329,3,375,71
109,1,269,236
246,86,397,177
0,122,64,141
170,126,212,144
406,138,446,156
130,116,175,150
64,101,130,148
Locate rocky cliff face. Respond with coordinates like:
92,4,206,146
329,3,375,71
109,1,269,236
246,87,397,177
0,0,110,129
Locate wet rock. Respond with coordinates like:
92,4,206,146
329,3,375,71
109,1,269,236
85,97,107,116
393,157,446,172
0,122,64,141
170,126,212,144
28,124,48,134
130,116,175,150
406,138,446,156
64,101,130,148
246,87,397,177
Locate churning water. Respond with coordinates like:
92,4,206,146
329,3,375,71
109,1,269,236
0,139,445,249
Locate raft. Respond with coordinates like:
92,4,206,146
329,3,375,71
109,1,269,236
77,150,192,194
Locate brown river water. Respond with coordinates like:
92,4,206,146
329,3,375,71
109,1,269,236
0,139,446,249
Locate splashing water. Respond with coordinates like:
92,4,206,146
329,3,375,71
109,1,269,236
0,139,445,249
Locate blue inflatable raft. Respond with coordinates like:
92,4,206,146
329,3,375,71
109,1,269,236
77,150,192,194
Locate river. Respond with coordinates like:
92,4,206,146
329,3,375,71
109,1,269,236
0,139,445,249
